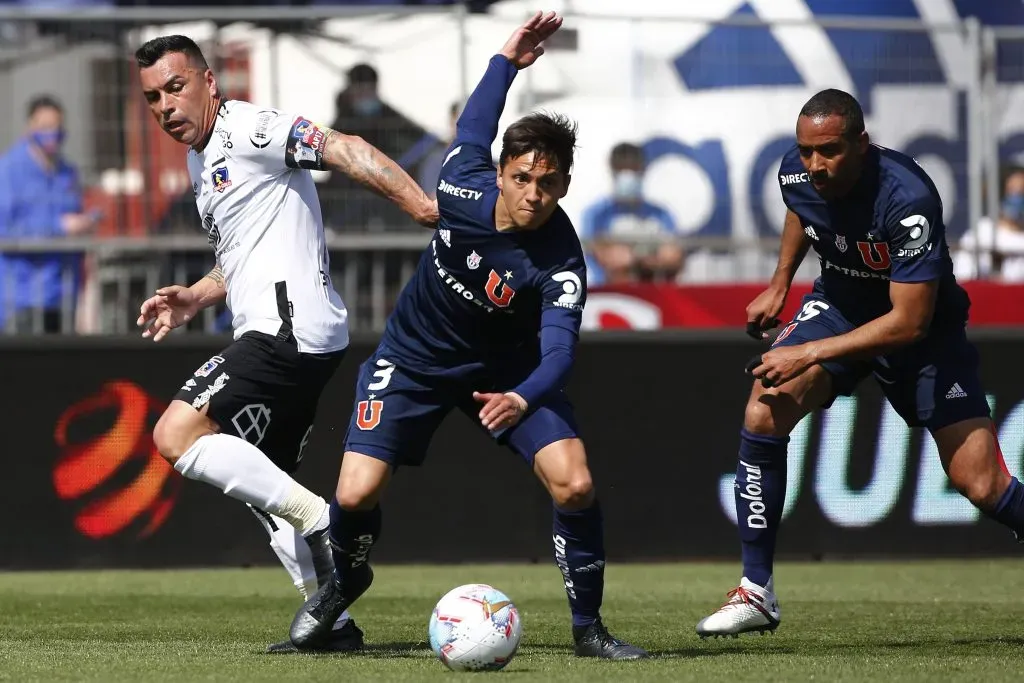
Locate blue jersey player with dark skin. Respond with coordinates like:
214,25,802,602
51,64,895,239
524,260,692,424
286,12,647,660
697,89,1024,638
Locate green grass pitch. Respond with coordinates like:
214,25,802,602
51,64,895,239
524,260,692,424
1,561,1022,682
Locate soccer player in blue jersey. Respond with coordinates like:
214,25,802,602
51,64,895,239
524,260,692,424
697,89,1024,638
284,12,647,660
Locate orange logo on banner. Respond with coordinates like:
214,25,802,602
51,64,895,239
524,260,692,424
52,381,180,539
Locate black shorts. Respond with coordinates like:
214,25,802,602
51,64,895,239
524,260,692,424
173,332,345,473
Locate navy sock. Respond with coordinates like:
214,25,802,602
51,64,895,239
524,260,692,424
987,477,1024,539
735,429,788,588
552,501,604,629
328,497,381,595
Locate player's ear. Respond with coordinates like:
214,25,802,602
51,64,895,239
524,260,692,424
857,130,869,154
495,167,504,191
561,173,571,197
205,69,219,98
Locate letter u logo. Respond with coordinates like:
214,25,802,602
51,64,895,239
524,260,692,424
356,400,383,430
485,270,516,308
856,241,891,271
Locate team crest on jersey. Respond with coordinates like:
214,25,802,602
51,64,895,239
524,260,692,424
835,234,847,253
195,355,225,378
211,166,232,192
467,250,482,270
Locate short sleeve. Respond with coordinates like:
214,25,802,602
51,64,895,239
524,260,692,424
886,194,947,283
236,108,329,172
435,142,494,202
538,247,587,335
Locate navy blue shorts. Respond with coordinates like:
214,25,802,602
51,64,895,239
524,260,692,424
342,344,579,468
771,293,990,432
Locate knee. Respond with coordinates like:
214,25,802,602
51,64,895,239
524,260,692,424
153,405,213,464
336,453,389,511
744,395,783,437
550,473,595,511
950,468,1006,510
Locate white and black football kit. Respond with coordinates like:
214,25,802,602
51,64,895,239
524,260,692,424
173,100,347,473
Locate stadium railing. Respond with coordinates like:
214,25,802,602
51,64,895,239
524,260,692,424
0,7,1012,335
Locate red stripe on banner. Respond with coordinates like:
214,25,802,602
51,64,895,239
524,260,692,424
585,282,1024,329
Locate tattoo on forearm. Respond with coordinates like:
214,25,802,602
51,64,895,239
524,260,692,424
205,266,226,288
323,130,427,214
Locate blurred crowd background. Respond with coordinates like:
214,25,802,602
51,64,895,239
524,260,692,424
2,0,1024,335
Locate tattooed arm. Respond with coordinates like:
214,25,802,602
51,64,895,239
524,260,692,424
189,263,228,309
321,130,439,228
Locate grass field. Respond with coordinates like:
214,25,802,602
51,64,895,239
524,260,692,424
1,561,1022,682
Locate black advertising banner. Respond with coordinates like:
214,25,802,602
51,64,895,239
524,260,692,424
2,333,1023,570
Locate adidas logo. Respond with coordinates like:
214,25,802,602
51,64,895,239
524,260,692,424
946,383,967,399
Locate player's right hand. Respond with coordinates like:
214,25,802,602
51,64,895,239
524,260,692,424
137,285,199,342
499,10,563,70
745,285,787,341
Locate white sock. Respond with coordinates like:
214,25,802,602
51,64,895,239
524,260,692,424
249,505,318,599
248,504,352,628
174,433,326,535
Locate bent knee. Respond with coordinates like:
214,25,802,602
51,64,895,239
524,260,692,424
951,470,1006,510
551,474,595,511
336,452,390,510
153,402,215,464
743,397,781,436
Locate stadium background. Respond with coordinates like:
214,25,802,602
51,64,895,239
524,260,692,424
3,0,1024,569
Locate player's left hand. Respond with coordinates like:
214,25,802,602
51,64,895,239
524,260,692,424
499,11,563,69
473,391,528,432
746,344,817,388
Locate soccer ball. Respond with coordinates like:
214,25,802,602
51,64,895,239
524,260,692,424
428,583,523,671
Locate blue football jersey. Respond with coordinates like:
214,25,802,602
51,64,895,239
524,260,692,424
779,144,969,330
379,59,586,379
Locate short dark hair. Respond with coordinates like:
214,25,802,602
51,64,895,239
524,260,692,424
135,35,209,70
499,112,578,176
27,95,62,120
347,63,378,86
799,88,865,138
610,142,643,167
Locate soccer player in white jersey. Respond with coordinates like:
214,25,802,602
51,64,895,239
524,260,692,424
133,35,437,652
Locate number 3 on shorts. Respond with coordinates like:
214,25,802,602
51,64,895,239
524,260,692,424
357,359,393,430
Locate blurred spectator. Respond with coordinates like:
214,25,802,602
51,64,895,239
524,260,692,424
580,142,684,285
418,102,462,200
0,95,97,334
954,166,1024,282
321,63,437,232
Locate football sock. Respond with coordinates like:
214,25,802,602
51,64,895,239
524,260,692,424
988,476,1024,539
247,505,353,629
736,428,789,588
249,505,317,599
552,501,604,629
173,433,327,535
329,498,381,596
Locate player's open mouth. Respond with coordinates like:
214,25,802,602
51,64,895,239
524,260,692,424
165,121,185,132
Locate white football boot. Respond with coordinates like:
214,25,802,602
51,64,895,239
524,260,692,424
696,576,781,639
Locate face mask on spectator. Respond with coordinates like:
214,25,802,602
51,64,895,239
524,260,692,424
353,96,383,116
613,170,643,201
1002,193,1024,222
31,128,65,155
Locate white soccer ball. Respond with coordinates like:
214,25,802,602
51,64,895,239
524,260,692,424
428,583,523,671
